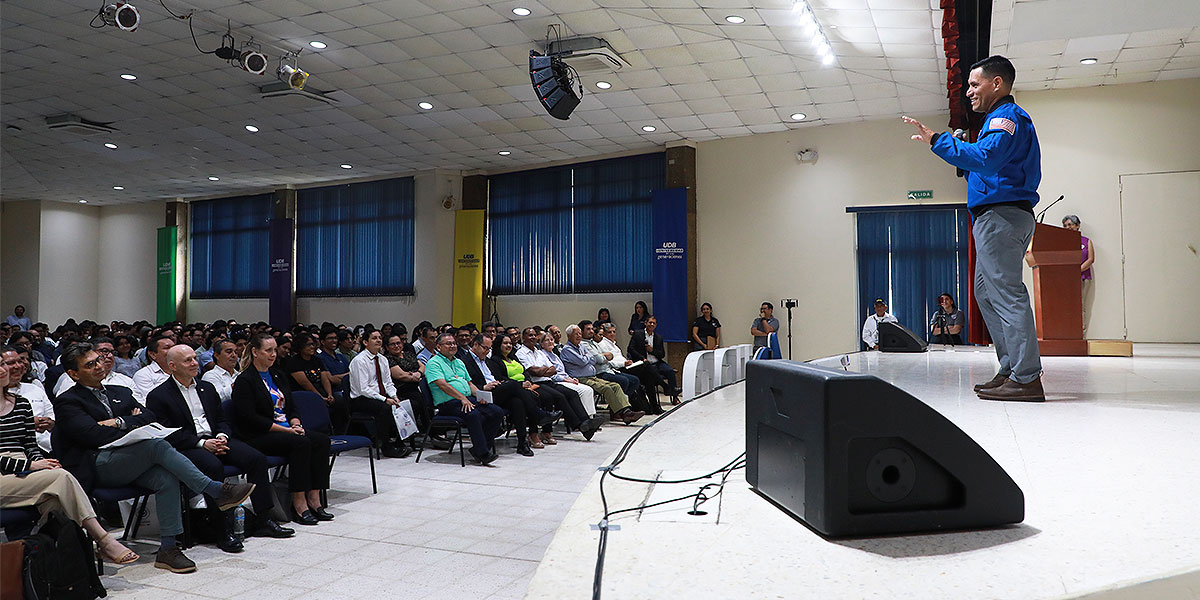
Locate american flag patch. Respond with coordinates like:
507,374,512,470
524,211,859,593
989,117,1017,135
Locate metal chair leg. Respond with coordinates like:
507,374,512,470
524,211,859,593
367,449,377,493
458,428,466,467
415,429,430,463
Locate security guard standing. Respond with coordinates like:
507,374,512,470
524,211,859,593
903,55,1045,402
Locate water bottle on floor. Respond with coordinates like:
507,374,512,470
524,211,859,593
233,505,245,543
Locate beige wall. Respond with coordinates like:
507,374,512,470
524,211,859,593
695,113,969,361
0,201,41,322
97,202,161,323
1016,78,1200,340
695,78,1200,360
37,203,101,325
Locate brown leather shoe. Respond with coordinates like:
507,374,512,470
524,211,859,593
973,373,1009,392
527,433,544,449
540,432,557,445
214,482,256,511
154,545,197,573
977,377,1045,402
614,409,646,424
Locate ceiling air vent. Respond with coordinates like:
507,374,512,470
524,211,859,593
546,36,628,74
45,114,117,136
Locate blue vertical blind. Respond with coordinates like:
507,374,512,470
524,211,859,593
296,177,415,296
855,208,971,346
488,153,664,295
190,194,272,298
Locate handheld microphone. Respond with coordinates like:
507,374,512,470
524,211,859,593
1036,195,1065,223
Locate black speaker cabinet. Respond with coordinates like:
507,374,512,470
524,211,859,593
529,51,580,120
878,321,928,353
745,360,1023,537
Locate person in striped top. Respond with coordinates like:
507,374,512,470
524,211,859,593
0,358,139,565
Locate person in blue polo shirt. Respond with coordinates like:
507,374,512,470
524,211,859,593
904,55,1044,402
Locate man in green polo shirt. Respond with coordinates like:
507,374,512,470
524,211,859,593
425,332,507,465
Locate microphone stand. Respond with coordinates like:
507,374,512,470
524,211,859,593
1036,194,1065,224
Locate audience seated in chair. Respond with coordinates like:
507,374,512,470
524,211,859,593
53,343,255,573
560,324,644,425
348,329,412,458
424,333,507,465
131,334,175,402
627,316,681,403
1,346,55,453
287,333,350,436
147,345,295,551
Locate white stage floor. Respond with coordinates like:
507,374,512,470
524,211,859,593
526,347,1200,599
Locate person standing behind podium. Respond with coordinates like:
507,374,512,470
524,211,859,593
904,54,1044,402
1063,215,1095,333
750,302,779,351
862,299,898,350
929,293,964,345
691,303,721,351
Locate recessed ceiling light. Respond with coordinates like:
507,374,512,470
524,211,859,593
1080,57,1098,65
79,200,88,203
725,15,746,24
340,164,352,169
309,41,327,49
245,124,259,133
512,7,531,16
120,73,137,80
498,150,511,156
418,101,434,110
790,113,807,121
641,125,657,132
208,176,220,181
104,142,118,149
595,81,612,89
113,186,124,190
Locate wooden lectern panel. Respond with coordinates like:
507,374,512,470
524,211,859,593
1029,223,1086,355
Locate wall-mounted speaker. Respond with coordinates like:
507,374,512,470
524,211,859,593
530,51,580,121
746,360,1024,537
878,321,928,353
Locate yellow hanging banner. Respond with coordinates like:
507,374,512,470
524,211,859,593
452,210,486,326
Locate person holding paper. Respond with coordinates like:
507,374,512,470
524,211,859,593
53,342,256,573
627,316,681,402
599,323,662,415
462,333,553,457
348,329,411,458
148,345,295,548
425,332,507,465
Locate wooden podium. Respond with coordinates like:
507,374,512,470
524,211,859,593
1028,223,1088,356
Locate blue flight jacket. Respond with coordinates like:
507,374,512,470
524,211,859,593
930,96,1041,213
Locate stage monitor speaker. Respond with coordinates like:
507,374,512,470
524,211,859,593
529,51,580,121
745,360,1023,537
878,321,927,353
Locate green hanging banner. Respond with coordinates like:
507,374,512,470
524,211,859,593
156,226,177,325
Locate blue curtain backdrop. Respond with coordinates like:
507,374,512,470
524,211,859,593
855,207,970,346
296,177,415,296
488,153,663,295
190,194,272,298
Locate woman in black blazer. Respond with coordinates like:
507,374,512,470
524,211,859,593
231,333,332,526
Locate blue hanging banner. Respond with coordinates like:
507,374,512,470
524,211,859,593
268,218,294,331
652,187,688,342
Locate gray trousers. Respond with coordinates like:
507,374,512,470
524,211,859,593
94,438,215,538
973,205,1043,384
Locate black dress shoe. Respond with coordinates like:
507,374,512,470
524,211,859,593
516,445,535,457
290,508,319,526
309,507,335,521
537,410,564,427
251,519,295,538
216,532,244,553
381,444,410,458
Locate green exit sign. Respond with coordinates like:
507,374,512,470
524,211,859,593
907,190,934,200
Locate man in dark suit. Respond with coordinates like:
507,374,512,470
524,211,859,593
626,316,681,399
460,334,557,457
53,343,255,573
147,345,295,551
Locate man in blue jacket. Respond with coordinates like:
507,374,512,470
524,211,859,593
904,55,1044,401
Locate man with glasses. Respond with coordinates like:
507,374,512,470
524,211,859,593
425,333,507,465
316,328,350,392
54,337,134,397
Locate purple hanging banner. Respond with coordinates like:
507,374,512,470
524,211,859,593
652,187,688,342
268,218,294,330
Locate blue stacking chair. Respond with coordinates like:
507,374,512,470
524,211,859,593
291,390,377,499
751,346,771,360
91,485,155,541
221,399,289,476
414,379,467,467
767,332,781,359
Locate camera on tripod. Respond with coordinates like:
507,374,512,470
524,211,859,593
781,298,798,309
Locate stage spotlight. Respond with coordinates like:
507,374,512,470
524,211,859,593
240,50,267,75
101,3,140,31
278,64,308,90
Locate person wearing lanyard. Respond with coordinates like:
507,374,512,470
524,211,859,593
230,334,332,526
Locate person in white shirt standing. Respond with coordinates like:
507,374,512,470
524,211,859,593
862,298,899,350
201,339,239,403
132,335,174,402
348,329,410,458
